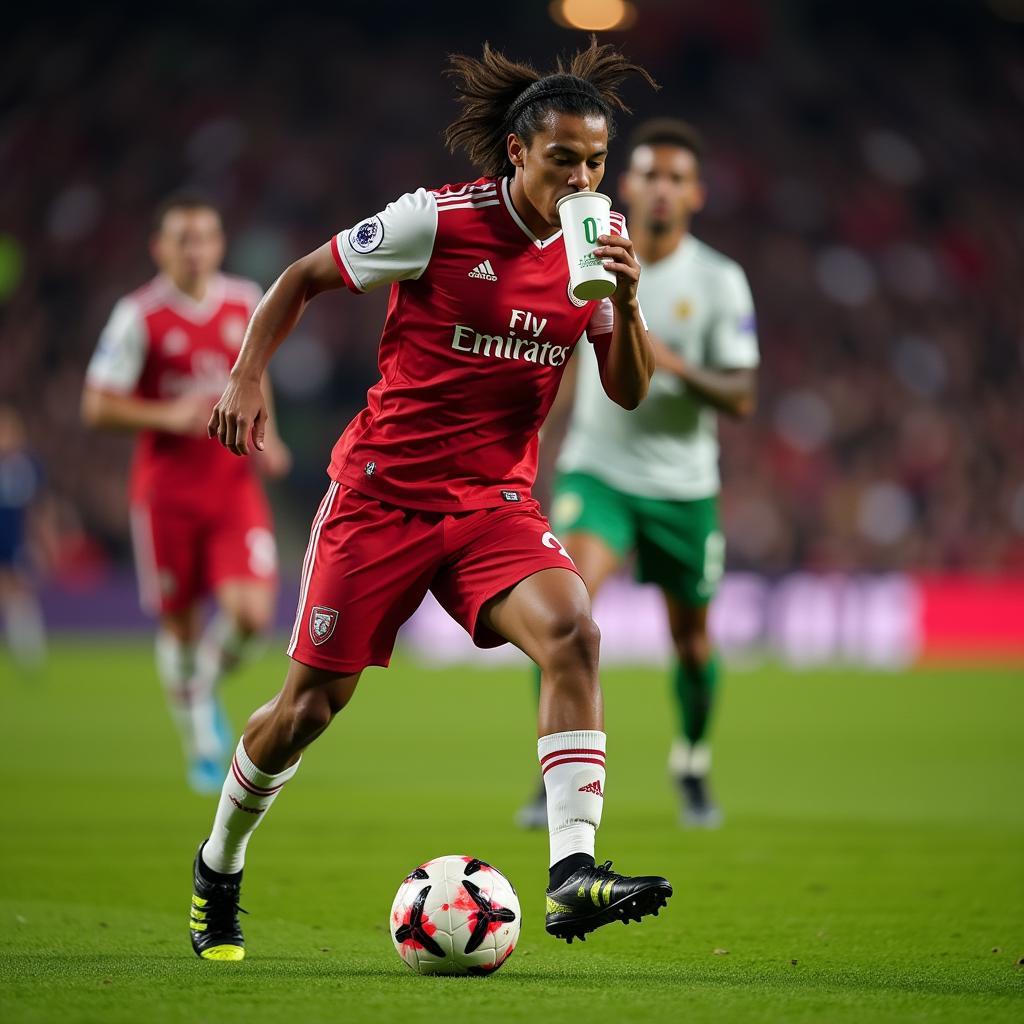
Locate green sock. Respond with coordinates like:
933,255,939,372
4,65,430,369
672,656,719,747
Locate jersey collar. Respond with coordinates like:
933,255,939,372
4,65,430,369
500,178,563,250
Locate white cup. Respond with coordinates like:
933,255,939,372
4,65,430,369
556,191,617,301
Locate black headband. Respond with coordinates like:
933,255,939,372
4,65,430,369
505,81,605,129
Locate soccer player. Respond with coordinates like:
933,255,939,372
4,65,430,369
517,119,759,830
82,196,290,794
0,405,48,669
187,41,672,961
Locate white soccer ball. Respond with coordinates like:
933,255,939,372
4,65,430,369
389,855,521,976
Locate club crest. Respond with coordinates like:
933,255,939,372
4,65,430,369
566,280,588,308
349,216,384,254
309,605,339,645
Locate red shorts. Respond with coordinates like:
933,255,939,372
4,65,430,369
287,482,581,673
130,477,276,615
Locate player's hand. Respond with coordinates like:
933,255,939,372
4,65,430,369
166,394,215,437
596,233,641,309
208,373,267,456
257,433,292,479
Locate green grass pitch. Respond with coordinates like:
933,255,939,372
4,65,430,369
1,640,1022,1023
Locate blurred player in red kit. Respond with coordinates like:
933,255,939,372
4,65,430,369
82,196,291,794
188,41,672,961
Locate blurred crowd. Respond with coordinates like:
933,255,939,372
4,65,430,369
3,1,1023,579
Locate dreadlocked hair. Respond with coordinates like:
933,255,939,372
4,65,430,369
444,37,658,178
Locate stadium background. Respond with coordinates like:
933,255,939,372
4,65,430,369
4,0,1024,663
2,3,1023,1022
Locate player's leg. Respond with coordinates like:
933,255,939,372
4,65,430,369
188,578,276,754
198,579,275,684
0,567,47,669
192,493,278,757
203,661,359,863
189,481,439,961
131,500,224,790
664,595,722,827
153,602,233,793
479,563,671,941
517,471,631,828
156,599,248,795
634,495,725,827
198,487,278,693
485,566,602,733
190,661,360,960
516,532,622,828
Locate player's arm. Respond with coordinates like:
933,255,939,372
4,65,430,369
81,388,212,435
210,243,342,456
669,262,760,419
653,339,757,419
591,231,654,410
81,297,211,436
254,371,292,478
212,190,437,456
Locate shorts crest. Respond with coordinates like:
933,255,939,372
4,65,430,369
309,605,339,645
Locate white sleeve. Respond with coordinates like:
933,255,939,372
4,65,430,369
85,298,148,393
585,297,647,341
708,263,759,368
331,188,438,293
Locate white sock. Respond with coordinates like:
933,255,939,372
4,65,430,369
538,730,606,866
155,630,220,762
201,739,300,875
4,590,46,667
669,738,711,778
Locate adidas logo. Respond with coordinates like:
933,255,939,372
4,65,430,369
578,779,604,797
468,259,498,282
229,795,265,815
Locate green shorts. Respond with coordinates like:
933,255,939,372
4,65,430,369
550,470,724,606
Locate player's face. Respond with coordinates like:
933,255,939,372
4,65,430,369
620,144,705,234
511,112,609,228
152,208,225,290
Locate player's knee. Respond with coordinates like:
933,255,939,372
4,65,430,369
539,609,601,677
671,626,711,667
286,690,338,745
287,674,357,741
234,606,272,638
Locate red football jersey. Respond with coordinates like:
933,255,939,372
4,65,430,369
86,273,263,507
328,176,632,512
